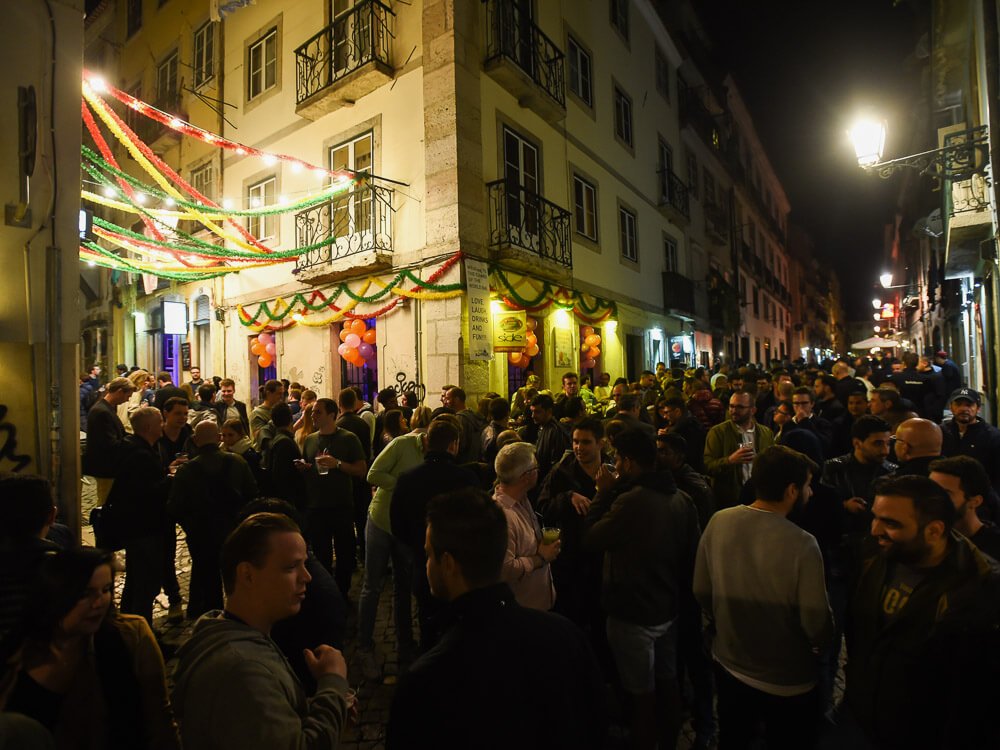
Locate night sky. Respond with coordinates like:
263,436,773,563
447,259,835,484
700,0,921,320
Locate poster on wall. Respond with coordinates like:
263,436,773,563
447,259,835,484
554,328,574,368
465,258,492,361
493,308,527,352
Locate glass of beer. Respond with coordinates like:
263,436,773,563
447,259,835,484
541,526,561,545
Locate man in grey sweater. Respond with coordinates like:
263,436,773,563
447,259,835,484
694,445,833,749
172,512,350,749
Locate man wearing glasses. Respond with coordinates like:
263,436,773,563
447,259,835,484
888,418,943,479
704,390,774,510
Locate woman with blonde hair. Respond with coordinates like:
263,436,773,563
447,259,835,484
119,369,150,433
294,390,318,449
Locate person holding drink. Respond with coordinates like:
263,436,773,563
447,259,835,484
493,442,560,611
703,390,774,510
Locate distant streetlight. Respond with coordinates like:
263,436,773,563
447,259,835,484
872,297,882,309
873,313,881,321
880,273,893,288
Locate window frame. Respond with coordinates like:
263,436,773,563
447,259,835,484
567,36,593,108
246,176,278,242
610,0,629,42
191,162,215,203
157,50,179,104
686,150,699,201
664,234,679,273
654,46,670,101
572,173,598,242
193,21,216,88
126,0,142,38
247,27,279,102
613,85,634,149
618,204,638,263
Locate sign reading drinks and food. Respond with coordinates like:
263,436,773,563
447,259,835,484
465,258,492,361
492,308,527,352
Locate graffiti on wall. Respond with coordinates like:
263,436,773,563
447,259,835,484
391,371,427,404
0,404,32,472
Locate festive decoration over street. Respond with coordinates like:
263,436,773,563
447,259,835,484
580,326,602,369
79,72,362,280
236,253,465,331
490,265,617,323
250,331,277,369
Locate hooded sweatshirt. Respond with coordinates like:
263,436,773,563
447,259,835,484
171,612,348,750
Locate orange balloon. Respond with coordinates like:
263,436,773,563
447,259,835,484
588,346,600,359
526,318,537,332
351,319,367,335
526,333,537,347
581,326,595,337
526,344,539,357
509,352,523,364
257,354,272,368
362,329,377,345
339,328,350,342
250,341,263,355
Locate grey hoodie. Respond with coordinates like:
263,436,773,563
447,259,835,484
172,612,347,750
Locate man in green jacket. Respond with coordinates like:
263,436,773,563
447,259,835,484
703,390,774,509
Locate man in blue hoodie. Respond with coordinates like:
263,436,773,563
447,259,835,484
172,512,350,750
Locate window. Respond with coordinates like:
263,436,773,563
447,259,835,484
752,285,759,318
703,168,715,206
654,47,670,101
247,177,276,241
573,174,598,241
664,235,678,272
191,163,215,202
330,132,374,237
686,150,699,200
610,0,629,41
248,28,278,101
657,138,673,202
619,206,637,262
567,37,592,107
157,51,178,104
613,86,633,148
193,22,216,87
126,0,142,37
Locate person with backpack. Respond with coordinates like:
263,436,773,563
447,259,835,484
261,403,308,512
168,420,258,619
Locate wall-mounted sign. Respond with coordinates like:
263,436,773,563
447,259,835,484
163,300,188,335
465,258,492,361
492,308,527,352
553,328,574,368
180,342,192,370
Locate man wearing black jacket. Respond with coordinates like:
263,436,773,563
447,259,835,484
941,388,1000,501
390,419,478,651
890,418,942,478
264,403,308,512
387,488,605,749
585,429,701,750
214,378,250,433
84,376,135,503
661,396,706,472
109,406,169,623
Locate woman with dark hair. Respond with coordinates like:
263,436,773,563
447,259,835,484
375,409,409,456
220,417,263,483
5,548,180,748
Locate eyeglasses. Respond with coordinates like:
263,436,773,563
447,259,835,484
792,400,811,406
889,436,908,446
519,465,539,479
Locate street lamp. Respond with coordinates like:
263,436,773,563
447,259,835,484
872,297,882,309
849,116,990,181
879,272,894,288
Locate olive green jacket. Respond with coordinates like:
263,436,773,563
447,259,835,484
703,419,774,509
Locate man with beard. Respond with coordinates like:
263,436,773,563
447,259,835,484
695,446,832,748
941,388,1000,499
930,456,1000,560
703,390,774,510
889,418,942,478
839,475,1000,749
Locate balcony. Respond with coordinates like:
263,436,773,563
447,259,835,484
662,271,696,315
293,179,394,284
704,200,729,244
487,179,571,277
657,169,690,226
294,0,394,120
707,268,740,331
483,0,565,123
679,81,726,154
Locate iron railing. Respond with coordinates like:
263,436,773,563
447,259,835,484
483,0,565,109
293,179,393,272
657,169,690,219
487,179,572,267
663,271,696,314
704,200,729,239
294,0,393,105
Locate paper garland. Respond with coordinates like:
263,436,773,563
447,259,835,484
490,265,617,322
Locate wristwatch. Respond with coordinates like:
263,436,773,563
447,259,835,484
336,459,342,470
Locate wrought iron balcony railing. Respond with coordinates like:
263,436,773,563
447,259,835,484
663,271,696,314
704,200,729,240
483,0,565,109
293,179,393,272
294,0,393,105
487,179,571,267
657,169,690,219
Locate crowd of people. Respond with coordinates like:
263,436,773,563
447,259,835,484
2,349,999,749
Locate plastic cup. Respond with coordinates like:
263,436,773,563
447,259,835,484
541,527,561,545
